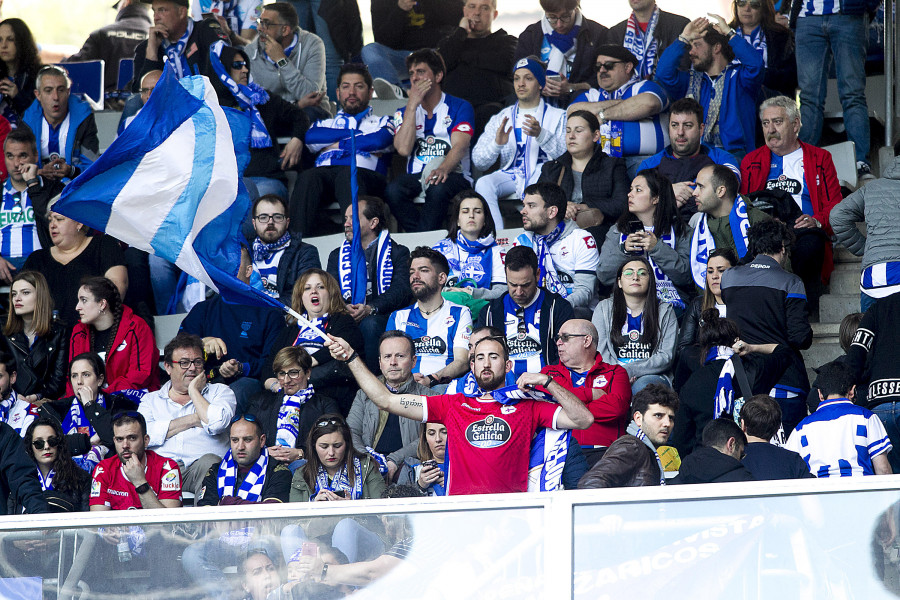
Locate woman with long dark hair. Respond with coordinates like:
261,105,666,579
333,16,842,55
728,0,796,97
0,18,41,121
21,418,91,512
592,257,677,393
599,169,693,313
670,309,790,457
1,271,68,402
67,277,159,396
433,190,506,300
289,413,385,502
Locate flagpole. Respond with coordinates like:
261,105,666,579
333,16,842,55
283,306,328,339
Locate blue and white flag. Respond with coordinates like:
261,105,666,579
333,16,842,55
53,66,281,312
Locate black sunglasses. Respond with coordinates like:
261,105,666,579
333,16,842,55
316,418,342,428
232,61,248,70
32,437,60,450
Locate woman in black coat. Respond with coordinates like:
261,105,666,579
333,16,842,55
20,418,91,513
538,110,629,247
1,271,69,402
248,346,338,467
669,309,791,458
263,269,363,413
729,0,797,97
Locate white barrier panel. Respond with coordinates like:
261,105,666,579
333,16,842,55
0,476,899,598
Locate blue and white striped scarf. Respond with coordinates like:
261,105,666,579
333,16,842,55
690,195,751,288
627,420,665,485
528,428,570,492
62,394,107,438
210,40,272,148
706,345,737,418
623,8,660,79
217,447,268,502
339,230,394,301
276,384,315,448
163,19,194,78
313,456,363,500
534,222,567,297
37,468,55,492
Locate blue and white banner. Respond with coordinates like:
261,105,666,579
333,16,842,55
53,65,283,312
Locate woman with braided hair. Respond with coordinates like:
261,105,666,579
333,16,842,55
65,277,159,396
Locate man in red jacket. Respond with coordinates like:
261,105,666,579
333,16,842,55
740,95,842,292
541,318,632,468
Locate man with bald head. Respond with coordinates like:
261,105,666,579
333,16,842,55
542,318,632,467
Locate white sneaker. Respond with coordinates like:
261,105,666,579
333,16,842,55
373,78,405,100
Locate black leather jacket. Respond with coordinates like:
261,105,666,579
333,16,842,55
1,321,69,400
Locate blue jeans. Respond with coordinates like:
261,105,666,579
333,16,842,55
290,0,343,101
361,42,411,86
872,402,900,473
796,14,870,163
861,290,878,312
148,253,182,315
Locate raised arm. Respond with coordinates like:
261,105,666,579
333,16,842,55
517,373,592,429
326,336,427,421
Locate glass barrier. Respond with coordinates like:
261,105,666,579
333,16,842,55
0,478,899,599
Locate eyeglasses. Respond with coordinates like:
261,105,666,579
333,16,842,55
735,0,762,7
554,333,588,343
254,213,286,224
316,418,342,428
622,268,650,278
276,369,304,380
256,18,288,29
32,437,60,450
175,358,205,369
544,11,575,24
595,60,624,73
231,61,248,70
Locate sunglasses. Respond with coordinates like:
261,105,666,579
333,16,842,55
735,0,763,7
32,437,60,450
554,333,588,343
316,418,342,428
232,61,248,70
230,413,259,425
595,60,624,73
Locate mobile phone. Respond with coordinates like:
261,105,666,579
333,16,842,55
626,219,645,256
334,489,347,498
547,75,562,82
422,460,439,469
301,541,318,557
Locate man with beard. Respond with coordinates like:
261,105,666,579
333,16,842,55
739,95,842,296
655,14,764,159
325,334,593,494
290,63,396,237
250,195,319,305
638,98,740,216
387,247,472,387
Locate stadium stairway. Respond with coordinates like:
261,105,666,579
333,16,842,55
801,245,863,382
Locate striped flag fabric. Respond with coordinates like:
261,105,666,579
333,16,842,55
53,65,276,310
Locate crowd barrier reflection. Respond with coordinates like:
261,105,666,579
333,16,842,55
0,476,900,599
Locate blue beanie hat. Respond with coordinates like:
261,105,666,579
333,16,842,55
513,57,546,89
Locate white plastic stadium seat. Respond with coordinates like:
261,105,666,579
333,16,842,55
823,141,858,190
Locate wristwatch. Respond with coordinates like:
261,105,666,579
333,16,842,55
134,482,151,495
275,57,288,69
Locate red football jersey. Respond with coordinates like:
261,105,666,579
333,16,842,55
90,450,182,509
425,393,560,495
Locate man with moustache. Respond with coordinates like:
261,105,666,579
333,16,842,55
325,333,593,494
740,95,842,295
290,63,397,237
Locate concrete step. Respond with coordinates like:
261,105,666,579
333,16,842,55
812,322,839,338
833,246,862,264
802,340,843,370
819,293,860,323
829,268,861,295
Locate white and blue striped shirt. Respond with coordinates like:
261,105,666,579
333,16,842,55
786,398,892,477
0,180,41,260
800,0,841,16
572,80,669,156
387,300,472,375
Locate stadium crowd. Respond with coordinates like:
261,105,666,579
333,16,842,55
0,0,895,595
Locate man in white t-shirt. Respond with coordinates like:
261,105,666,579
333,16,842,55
739,95,842,297
387,246,472,387
514,182,600,312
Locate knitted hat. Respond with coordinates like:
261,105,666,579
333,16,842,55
513,57,546,89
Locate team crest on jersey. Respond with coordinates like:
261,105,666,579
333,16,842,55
445,314,456,327
116,340,128,352
465,414,511,448
443,116,453,127
593,375,608,388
